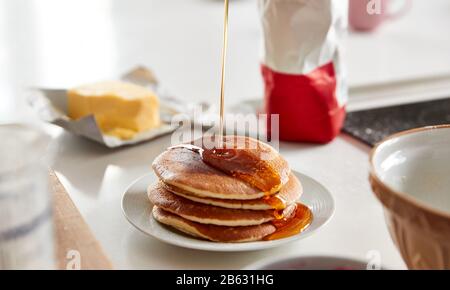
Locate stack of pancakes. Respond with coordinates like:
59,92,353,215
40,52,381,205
148,136,304,242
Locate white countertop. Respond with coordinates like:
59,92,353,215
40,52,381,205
2,0,450,269
51,128,405,269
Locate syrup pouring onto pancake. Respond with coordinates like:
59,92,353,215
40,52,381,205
166,0,312,241
168,142,284,194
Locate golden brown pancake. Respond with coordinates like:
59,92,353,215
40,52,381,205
148,182,296,226
152,207,277,242
199,135,290,194
152,138,290,200
152,147,262,200
162,173,302,210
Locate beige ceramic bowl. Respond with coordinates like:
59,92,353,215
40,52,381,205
370,125,450,270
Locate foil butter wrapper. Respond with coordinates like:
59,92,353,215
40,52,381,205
28,67,209,148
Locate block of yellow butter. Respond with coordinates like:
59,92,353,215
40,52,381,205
68,81,160,140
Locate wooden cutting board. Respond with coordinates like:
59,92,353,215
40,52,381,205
50,171,113,270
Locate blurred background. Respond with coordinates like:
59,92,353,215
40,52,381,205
2,0,450,270
1,0,450,122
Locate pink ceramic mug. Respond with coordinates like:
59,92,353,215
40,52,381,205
349,0,412,31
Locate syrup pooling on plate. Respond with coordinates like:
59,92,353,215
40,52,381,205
264,203,313,241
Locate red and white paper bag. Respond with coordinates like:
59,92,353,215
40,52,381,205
259,0,348,143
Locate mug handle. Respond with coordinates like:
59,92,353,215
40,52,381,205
387,0,412,20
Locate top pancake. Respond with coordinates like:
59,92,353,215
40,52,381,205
152,136,290,200
199,136,290,194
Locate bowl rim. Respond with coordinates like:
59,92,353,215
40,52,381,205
369,124,450,220
243,254,380,270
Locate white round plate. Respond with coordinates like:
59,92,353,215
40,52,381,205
121,171,334,252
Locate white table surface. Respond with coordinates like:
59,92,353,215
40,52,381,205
2,0,450,270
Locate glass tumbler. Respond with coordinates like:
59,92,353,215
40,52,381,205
0,124,55,269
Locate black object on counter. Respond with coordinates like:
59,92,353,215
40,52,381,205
343,98,450,147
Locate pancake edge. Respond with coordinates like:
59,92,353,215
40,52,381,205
152,206,277,243
148,184,279,226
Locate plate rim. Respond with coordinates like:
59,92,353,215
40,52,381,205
121,170,335,252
